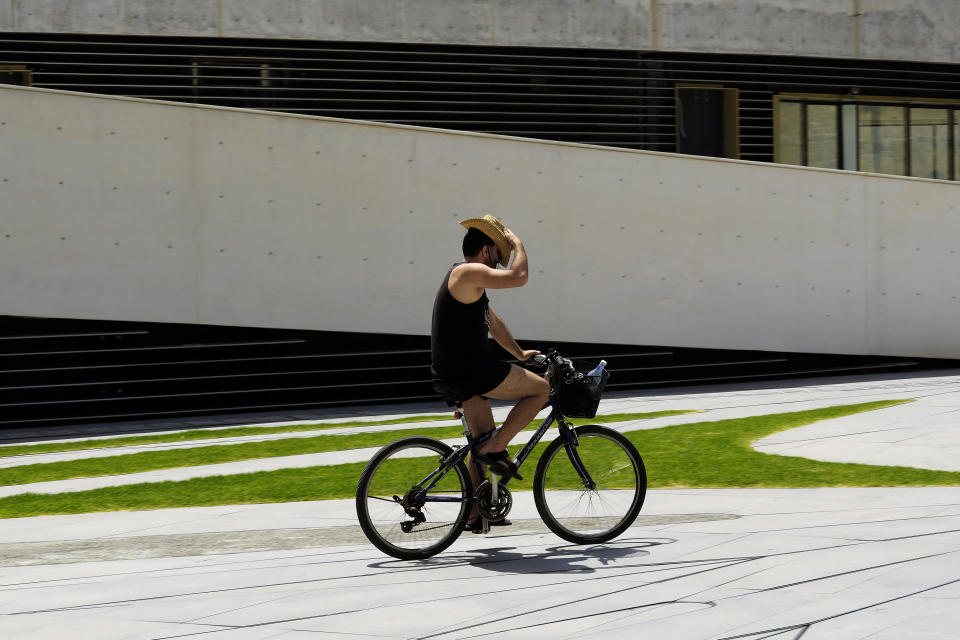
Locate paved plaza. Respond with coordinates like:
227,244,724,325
1,371,959,639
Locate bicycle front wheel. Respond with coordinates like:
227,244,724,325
533,425,646,544
356,436,470,560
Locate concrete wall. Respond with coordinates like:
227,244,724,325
2,83,960,358
1,1,959,64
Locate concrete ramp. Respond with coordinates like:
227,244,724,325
1,84,959,357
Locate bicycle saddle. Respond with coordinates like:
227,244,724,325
432,377,469,407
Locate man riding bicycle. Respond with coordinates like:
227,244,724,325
430,215,550,526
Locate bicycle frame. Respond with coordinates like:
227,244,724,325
414,395,596,506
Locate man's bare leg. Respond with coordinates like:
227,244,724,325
479,365,550,455
461,395,495,521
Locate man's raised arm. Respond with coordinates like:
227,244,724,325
458,228,529,289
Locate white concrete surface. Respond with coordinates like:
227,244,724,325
0,488,957,639
3,84,960,358
0,419,462,469
2,1,959,64
1,373,959,638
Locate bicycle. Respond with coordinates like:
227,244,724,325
355,350,647,560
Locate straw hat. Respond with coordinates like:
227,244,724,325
460,214,512,267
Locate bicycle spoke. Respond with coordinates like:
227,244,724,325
357,438,469,559
535,426,645,543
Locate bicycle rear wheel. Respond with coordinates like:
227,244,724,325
533,424,646,544
356,436,470,560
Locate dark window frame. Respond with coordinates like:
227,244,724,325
775,93,960,181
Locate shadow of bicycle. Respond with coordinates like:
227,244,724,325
367,536,675,574
465,537,674,574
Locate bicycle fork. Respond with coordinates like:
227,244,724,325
557,420,597,490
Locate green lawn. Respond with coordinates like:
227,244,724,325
0,411,694,487
2,400,958,519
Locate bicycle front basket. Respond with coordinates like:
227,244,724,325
556,368,610,419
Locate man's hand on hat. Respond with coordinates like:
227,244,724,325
504,228,520,248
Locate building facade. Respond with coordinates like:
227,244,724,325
2,1,959,178
3,1,960,425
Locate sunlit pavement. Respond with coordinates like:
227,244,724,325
2,370,960,639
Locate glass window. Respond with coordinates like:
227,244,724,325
909,107,950,179
776,98,960,179
807,104,839,168
778,101,802,165
859,105,905,175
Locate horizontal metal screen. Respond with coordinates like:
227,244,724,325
1,32,959,163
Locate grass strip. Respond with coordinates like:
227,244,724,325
0,415,457,458
623,399,944,488
2,401,958,519
0,409,695,460
0,411,694,486
584,410,699,425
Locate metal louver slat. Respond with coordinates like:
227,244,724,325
3,32,959,164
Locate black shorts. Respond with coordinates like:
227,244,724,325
432,357,512,406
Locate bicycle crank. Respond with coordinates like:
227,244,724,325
474,480,512,522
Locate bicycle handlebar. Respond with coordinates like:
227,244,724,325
527,350,576,378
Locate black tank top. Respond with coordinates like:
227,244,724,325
431,263,490,379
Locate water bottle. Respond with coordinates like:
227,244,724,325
586,360,606,378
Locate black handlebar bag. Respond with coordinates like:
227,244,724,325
556,369,610,419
